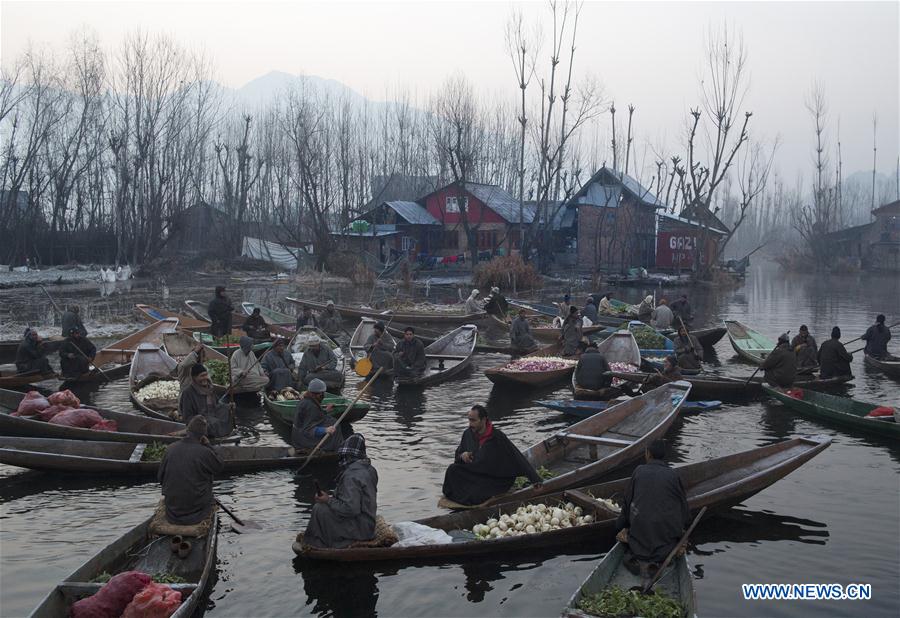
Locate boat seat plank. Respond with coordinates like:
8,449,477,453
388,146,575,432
129,443,147,463
560,433,632,448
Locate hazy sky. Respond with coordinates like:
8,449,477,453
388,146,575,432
2,0,898,183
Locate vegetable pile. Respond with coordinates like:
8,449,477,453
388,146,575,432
608,362,639,387
10,390,118,431
73,570,183,618
271,387,302,401
577,586,684,618
630,326,667,349
205,359,229,386
134,380,180,402
471,500,611,539
502,356,577,372
513,465,556,489
141,442,168,462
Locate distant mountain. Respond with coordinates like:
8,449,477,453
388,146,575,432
224,70,395,112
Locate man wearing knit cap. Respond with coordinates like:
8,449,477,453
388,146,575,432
818,327,853,379
261,338,297,391
760,332,797,387
291,378,344,452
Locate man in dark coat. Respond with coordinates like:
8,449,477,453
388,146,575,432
15,328,53,375
207,286,234,337
292,379,343,452
363,322,395,376
60,305,87,337
616,439,689,567
178,364,233,438
303,433,378,549
760,333,797,387
394,327,426,379
296,306,319,330
509,309,538,353
297,336,341,387
818,327,853,379
674,325,704,371
318,301,343,338
791,325,818,371
442,404,541,506
58,328,97,378
669,294,692,322
582,296,600,325
574,343,612,390
158,415,224,525
560,306,583,356
861,314,892,359
643,355,683,390
261,338,297,390
483,287,509,318
241,308,270,340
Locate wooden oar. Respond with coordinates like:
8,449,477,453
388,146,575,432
641,506,707,594
215,496,262,533
677,316,700,360
40,285,111,382
296,366,383,474
744,334,787,385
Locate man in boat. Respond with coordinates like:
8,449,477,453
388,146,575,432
643,355,683,389
597,294,614,315
394,327,426,379
176,341,205,393
483,287,509,318
58,327,97,379
158,415,224,526
179,363,233,438
261,338,298,391
615,439,689,575
650,298,674,329
861,314,892,359
630,295,654,317
760,333,797,388
317,301,343,338
582,296,599,325
229,336,270,393
292,378,343,452
510,308,538,354
296,306,319,330
297,335,341,388
669,294,692,322
674,325,704,371
556,293,572,319
464,289,482,314
303,433,378,548
574,342,613,390
15,328,53,375
791,325,818,372
241,307,270,341
363,321,395,376
207,286,234,337
60,305,87,337
442,404,542,506
560,306,583,356
818,327,853,379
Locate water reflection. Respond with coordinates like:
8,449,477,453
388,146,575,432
692,508,830,553
297,562,380,617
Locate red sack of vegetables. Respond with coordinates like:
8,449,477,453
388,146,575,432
90,419,119,432
13,391,50,416
48,389,80,408
34,404,68,422
70,571,151,618
48,407,103,428
121,582,183,618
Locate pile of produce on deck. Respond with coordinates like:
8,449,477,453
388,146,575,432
204,359,229,386
10,390,118,431
271,387,302,401
513,465,556,488
388,301,469,314
577,586,685,618
608,362,639,387
73,570,182,618
501,357,577,372
134,380,180,403
141,442,168,462
214,334,241,347
471,500,618,539
629,325,667,349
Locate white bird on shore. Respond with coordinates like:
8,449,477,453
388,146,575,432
115,265,132,280
99,268,116,283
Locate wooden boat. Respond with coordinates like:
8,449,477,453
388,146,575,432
292,326,347,391
688,326,727,349
533,322,606,343
183,299,212,321
572,331,640,400
286,296,488,325
161,331,228,363
396,325,477,386
0,436,331,474
562,541,696,618
610,371,853,400
508,299,559,318
348,317,395,377
484,343,576,388
0,387,188,444
129,343,181,421
241,301,296,325
0,336,64,363
538,398,722,419
626,321,676,357
190,331,271,356
764,385,900,439
293,436,831,561
0,366,57,388
864,353,900,379
263,392,370,427
133,303,209,331
28,514,217,618
725,320,776,364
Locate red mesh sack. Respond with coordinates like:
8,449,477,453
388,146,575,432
13,391,50,416
48,389,81,408
865,406,895,418
71,571,151,618
48,408,103,428
90,419,119,432
121,582,183,618
34,404,68,422
785,388,804,400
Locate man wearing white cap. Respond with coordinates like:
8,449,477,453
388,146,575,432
464,289,481,314
297,334,341,388
261,338,297,390
292,378,343,452
318,301,343,337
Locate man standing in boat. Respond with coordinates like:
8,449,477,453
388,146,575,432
58,327,97,379
674,325,704,371
158,415,223,526
442,404,542,506
509,308,538,354
207,286,234,338
669,294,692,322
615,439,689,577
317,301,343,338
818,327,853,379
179,364,233,438
861,314,892,359
560,306,583,356
60,305,87,338
760,333,797,387
394,327,426,379
291,378,343,453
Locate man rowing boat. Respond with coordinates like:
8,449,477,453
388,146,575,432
229,336,269,393
297,335,341,388
58,328,97,379
760,333,797,388
818,327,853,379
292,379,343,453
861,314,892,359
158,415,223,526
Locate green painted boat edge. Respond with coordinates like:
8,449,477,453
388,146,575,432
263,394,370,425
764,385,900,439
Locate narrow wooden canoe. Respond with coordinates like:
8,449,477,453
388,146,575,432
292,326,347,391
286,296,488,325
725,320,776,364
0,387,188,443
348,317,395,376
395,325,477,386
0,436,332,474
28,513,218,618
538,398,722,419
0,366,56,388
293,436,831,561
864,353,900,379
133,304,209,330
183,299,212,321
161,331,228,363
0,336,64,363
573,331,640,400
562,541,696,618
764,385,900,439
241,301,296,325
129,343,181,421
263,393,370,427
485,342,576,388
610,371,853,400
627,321,676,357
190,331,272,357
688,326,727,349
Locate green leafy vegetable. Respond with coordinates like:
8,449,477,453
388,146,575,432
513,465,556,489
90,571,112,583
577,586,684,618
141,441,168,462
205,359,230,386
152,573,187,584
631,326,666,349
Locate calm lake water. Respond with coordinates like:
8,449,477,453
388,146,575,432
1,264,898,617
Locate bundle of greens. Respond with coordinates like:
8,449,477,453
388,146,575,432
631,326,666,350
205,359,230,386
141,442,168,462
577,586,684,618
512,465,556,489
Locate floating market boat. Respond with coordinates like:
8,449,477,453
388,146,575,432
725,320,776,364
763,385,900,439
293,436,830,561
538,398,722,419
0,367,56,389
161,332,228,363
864,353,900,379
190,331,271,357
28,513,218,618
183,299,212,322
129,343,181,422
241,301,296,325
626,321,676,356
0,336,64,364
263,392,370,427
571,331,640,400
286,296,488,325
396,325,477,387
685,326,727,349
561,541,696,618
133,304,209,331
609,371,853,400
291,326,347,392
349,317,396,378
484,343,576,388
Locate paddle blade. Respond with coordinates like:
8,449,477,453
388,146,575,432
230,520,262,534
355,357,373,377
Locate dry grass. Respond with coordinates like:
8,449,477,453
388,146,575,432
473,254,543,292
327,251,374,284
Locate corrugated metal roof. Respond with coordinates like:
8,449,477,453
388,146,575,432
464,183,534,223
614,171,664,208
576,185,622,208
385,201,440,225
658,212,728,235
568,167,664,209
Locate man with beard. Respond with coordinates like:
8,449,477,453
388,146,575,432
178,364,233,438
58,327,97,379
291,378,343,452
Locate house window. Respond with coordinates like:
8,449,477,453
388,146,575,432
401,236,413,251
446,196,468,213
477,230,497,250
